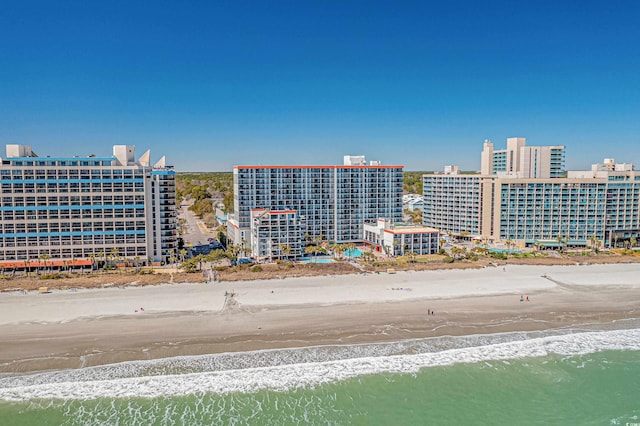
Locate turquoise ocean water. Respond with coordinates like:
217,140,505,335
1,320,639,425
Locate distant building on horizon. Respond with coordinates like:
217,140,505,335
228,155,403,259
481,137,565,178
0,144,177,267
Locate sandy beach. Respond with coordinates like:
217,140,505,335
1,263,639,374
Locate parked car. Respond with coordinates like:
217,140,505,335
231,258,255,266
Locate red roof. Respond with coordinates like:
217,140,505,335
234,165,404,169
0,259,93,268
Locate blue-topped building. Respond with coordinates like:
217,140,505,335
0,144,176,265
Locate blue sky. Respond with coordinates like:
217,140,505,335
1,1,639,171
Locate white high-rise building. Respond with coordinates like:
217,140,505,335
0,144,177,266
481,137,565,178
424,140,639,248
228,156,403,257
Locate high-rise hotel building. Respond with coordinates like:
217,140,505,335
227,155,403,257
481,137,565,178
423,138,639,248
0,144,177,264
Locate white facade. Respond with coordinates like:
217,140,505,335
403,194,424,211
481,137,565,178
423,144,640,248
363,218,439,256
422,173,488,237
0,144,176,265
443,165,459,175
250,208,306,260
231,160,403,251
568,159,635,179
343,155,367,166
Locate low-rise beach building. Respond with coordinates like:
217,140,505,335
363,218,439,256
402,194,425,211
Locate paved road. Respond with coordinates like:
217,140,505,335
180,203,215,246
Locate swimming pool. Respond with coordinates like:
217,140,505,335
488,248,522,254
303,258,334,264
345,248,363,258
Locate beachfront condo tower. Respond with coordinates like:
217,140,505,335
423,138,639,249
481,137,565,178
228,156,403,259
0,144,177,267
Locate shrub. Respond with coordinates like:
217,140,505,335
250,265,263,272
39,273,71,280
489,252,507,260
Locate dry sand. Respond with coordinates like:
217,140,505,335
1,263,639,373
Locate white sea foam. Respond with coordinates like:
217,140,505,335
1,326,639,402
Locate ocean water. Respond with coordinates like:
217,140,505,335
1,320,639,425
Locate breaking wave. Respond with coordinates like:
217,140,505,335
1,320,639,402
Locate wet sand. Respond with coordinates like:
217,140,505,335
1,264,639,374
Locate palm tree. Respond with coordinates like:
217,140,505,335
328,243,338,258
331,243,345,259
279,243,291,259
390,239,399,257
38,253,51,275
589,235,597,254
304,245,319,257
110,247,120,266
450,246,466,260
240,238,248,256
97,251,106,270
360,251,375,263
344,242,357,258
631,236,637,249
505,239,513,251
